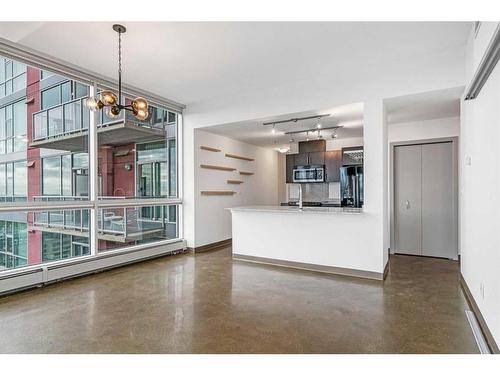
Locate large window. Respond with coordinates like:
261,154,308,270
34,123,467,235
0,55,182,276
0,100,27,154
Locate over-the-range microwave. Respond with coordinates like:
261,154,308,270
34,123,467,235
292,165,325,183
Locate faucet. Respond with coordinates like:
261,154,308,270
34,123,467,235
298,184,303,210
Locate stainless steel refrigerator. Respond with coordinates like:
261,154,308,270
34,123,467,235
340,165,364,208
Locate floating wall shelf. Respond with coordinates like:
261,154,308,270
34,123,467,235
227,180,243,184
200,146,221,152
201,191,236,196
200,164,236,171
239,171,254,176
225,153,254,161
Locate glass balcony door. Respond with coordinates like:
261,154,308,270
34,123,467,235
138,161,167,220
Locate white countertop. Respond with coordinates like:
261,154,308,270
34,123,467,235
229,205,363,215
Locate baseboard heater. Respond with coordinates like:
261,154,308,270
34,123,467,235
0,239,187,296
465,23,500,100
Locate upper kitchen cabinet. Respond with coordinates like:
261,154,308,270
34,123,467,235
324,150,342,182
296,140,326,165
285,154,295,183
294,152,309,166
342,146,364,166
298,140,326,153
308,151,325,165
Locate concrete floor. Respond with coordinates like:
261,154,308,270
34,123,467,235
0,247,478,353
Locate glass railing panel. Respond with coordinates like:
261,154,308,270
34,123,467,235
98,204,178,252
63,99,82,133
33,111,48,140
47,106,63,137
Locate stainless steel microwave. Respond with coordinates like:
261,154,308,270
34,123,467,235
293,165,325,183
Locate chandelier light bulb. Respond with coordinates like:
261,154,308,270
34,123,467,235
100,91,118,106
105,106,120,119
135,108,149,121
84,97,100,112
132,97,149,112
271,124,276,134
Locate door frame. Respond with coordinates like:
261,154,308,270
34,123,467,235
389,137,459,259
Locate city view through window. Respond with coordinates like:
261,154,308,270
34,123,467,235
0,57,180,271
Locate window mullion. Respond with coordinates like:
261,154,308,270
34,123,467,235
89,83,98,256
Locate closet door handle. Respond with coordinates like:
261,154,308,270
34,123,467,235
405,200,410,209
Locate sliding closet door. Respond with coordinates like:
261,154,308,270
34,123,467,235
394,144,422,255
421,142,454,258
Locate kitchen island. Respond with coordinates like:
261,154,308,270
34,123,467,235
229,206,387,280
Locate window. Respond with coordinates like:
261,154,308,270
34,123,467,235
41,153,89,199
0,221,28,270
41,80,90,110
0,161,27,202
0,58,26,98
41,85,60,110
42,156,62,196
42,232,89,262
0,56,182,276
0,100,27,154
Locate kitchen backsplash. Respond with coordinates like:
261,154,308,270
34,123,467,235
287,182,340,203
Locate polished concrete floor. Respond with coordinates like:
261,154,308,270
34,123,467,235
0,247,478,353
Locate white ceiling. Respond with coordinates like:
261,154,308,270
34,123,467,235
0,22,471,106
200,86,463,149
201,102,363,148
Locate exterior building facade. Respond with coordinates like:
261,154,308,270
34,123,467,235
0,57,178,271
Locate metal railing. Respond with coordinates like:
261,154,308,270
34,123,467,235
32,97,173,142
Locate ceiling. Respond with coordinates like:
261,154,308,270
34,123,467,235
201,86,463,149
201,102,364,148
0,22,471,106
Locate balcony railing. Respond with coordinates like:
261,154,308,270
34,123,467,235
31,196,167,240
32,97,172,142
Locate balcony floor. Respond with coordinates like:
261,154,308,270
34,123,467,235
0,247,478,353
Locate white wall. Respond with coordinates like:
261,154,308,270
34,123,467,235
388,117,460,143
193,130,279,247
460,24,500,347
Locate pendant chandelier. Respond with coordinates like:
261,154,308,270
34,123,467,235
85,24,149,121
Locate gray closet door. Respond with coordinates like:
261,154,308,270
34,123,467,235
421,142,454,258
394,144,422,255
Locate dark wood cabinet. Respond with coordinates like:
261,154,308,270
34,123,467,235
294,153,308,166
298,139,326,154
308,151,325,165
325,150,342,182
285,154,295,183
